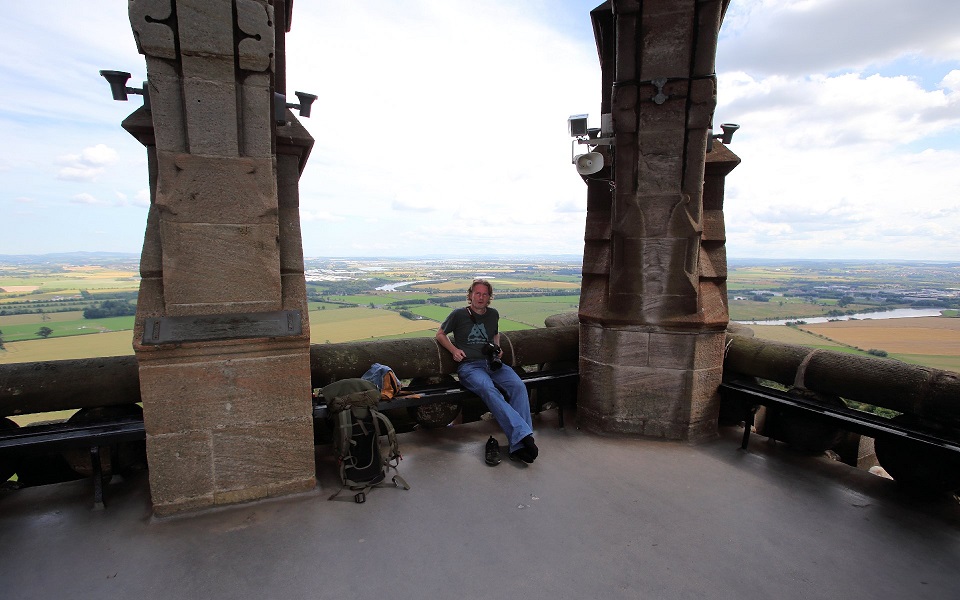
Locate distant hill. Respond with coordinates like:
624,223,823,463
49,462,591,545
0,252,141,266
728,257,960,267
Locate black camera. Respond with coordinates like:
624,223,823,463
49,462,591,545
482,342,503,371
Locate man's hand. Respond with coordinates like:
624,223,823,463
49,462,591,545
437,327,466,362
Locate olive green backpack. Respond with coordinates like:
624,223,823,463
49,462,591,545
321,378,410,503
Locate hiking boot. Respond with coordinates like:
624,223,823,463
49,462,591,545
485,436,501,466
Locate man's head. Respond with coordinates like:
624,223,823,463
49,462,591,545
467,278,493,309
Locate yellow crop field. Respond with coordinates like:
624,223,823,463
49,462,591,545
61,266,137,277
0,331,134,363
309,307,438,344
801,317,960,355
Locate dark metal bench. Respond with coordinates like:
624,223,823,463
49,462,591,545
313,368,580,428
0,416,146,509
720,378,960,456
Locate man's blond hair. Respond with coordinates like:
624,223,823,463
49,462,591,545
467,278,493,300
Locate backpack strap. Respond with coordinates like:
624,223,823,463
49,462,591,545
371,409,410,491
371,409,401,467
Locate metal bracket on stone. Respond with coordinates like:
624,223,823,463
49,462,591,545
651,78,668,105
612,77,670,105
142,310,302,345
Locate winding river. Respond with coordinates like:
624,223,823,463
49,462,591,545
736,308,945,326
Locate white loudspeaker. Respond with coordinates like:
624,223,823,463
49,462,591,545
574,152,603,175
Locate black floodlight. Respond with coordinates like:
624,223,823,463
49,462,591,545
99,70,150,109
275,91,318,124
708,123,740,152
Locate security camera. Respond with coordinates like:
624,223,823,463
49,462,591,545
568,114,589,138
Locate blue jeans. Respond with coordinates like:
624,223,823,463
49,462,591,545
457,359,533,453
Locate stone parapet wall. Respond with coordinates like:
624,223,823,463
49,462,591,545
0,327,579,418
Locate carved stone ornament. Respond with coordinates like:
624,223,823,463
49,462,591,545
129,0,177,60
237,0,276,73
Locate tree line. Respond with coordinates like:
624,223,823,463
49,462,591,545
83,300,137,319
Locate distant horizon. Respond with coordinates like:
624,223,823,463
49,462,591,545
1,250,959,265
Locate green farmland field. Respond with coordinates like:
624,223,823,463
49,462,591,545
891,353,960,372
0,316,135,342
747,325,855,351
491,296,579,327
404,297,578,329
0,310,85,325
407,305,455,322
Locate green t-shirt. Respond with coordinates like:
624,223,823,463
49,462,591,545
439,307,499,361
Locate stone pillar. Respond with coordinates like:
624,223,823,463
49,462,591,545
578,0,738,442
126,0,315,516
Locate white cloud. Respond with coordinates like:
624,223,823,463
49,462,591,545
940,70,960,91
300,209,346,223
289,0,599,256
57,166,102,182
722,142,960,258
718,71,960,149
71,193,109,206
133,189,151,207
77,144,119,167
57,144,119,181
391,199,438,213
716,0,960,259
720,0,960,75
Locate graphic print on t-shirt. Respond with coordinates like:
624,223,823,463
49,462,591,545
467,323,489,345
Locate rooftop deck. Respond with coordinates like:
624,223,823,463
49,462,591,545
2,409,958,600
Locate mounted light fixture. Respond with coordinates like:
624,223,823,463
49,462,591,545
275,91,318,125
568,113,614,177
99,70,150,109
707,123,740,152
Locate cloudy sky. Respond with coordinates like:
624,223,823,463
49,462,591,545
1,0,958,260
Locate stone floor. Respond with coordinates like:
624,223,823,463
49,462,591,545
1,409,958,600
